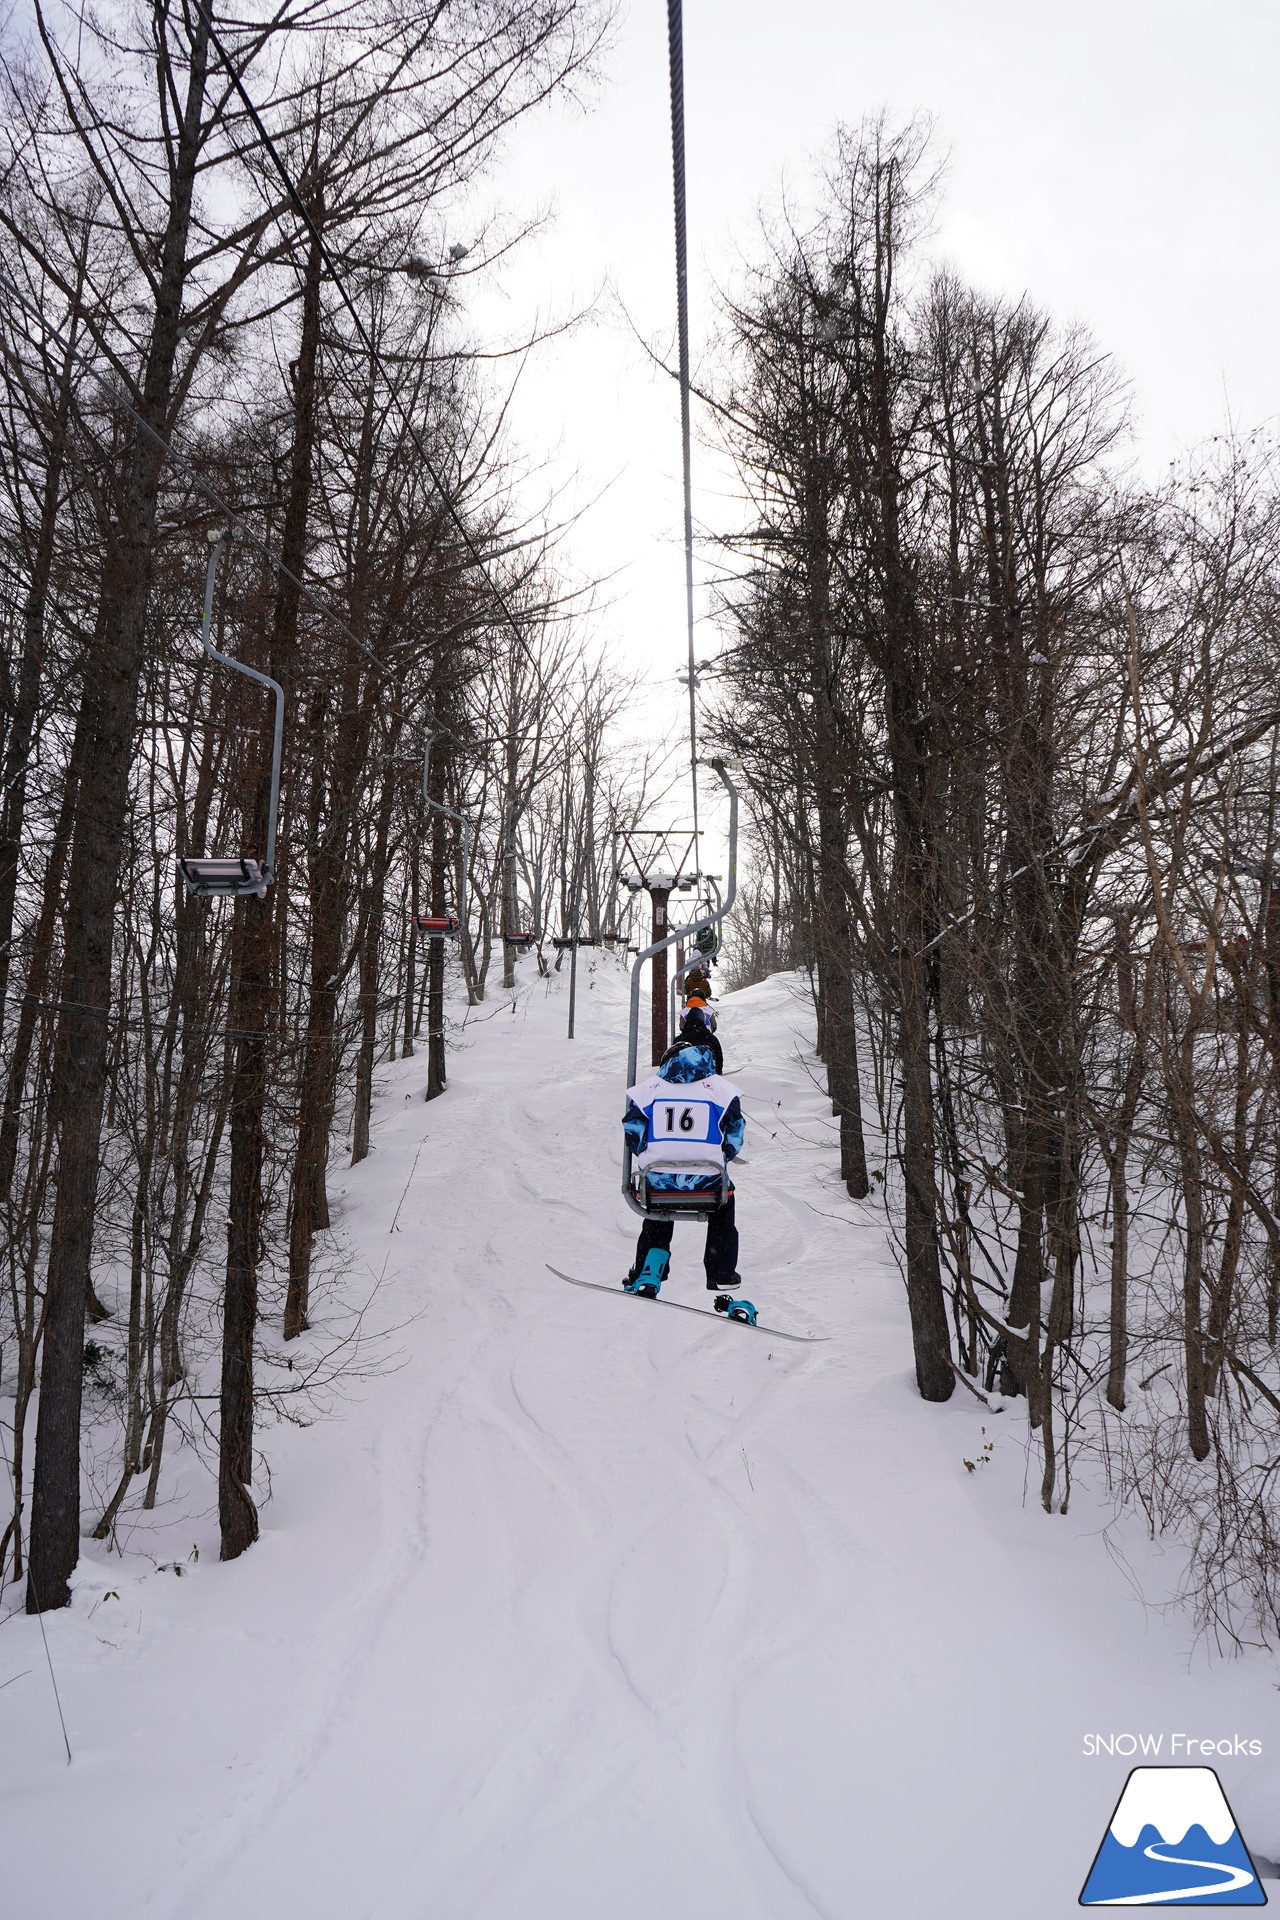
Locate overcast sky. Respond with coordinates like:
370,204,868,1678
460,0,1280,809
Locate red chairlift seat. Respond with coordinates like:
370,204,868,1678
551,935,600,950
179,856,269,900
502,930,538,951
415,912,460,939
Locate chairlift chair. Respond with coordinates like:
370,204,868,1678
551,935,599,950
502,930,538,951
179,855,269,900
415,912,460,940
633,1161,730,1219
179,529,284,902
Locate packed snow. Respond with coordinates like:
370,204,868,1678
2,958,1279,1918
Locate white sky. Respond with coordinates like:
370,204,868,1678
461,0,1280,841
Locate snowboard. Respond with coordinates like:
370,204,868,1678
546,1266,827,1343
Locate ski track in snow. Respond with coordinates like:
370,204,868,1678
2,964,1279,1920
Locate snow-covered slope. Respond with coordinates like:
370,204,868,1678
1,961,1277,1918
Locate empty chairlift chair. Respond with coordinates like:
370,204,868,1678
415,912,461,940
179,528,283,901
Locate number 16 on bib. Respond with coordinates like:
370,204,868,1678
655,1101,712,1139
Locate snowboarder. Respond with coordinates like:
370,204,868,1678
682,961,714,1002
622,1042,744,1291
660,1003,723,1073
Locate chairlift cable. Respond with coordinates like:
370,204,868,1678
667,0,700,851
196,4,551,702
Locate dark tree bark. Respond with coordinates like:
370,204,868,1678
220,893,271,1560
351,755,398,1163
269,216,328,1342
426,757,448,1100
860,169,953,1403
815,790,868,1197
0,243,85,1017
222,201,329,1515
403,840,420,1059
29,10,215,1609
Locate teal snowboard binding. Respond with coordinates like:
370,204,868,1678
624,1249,670,1299
714,1295,758,1326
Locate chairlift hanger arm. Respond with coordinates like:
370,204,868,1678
178,529,283,897
201,531,285,882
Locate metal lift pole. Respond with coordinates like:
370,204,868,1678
649,882,671,1065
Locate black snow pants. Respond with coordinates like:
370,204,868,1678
633,1193,738,1283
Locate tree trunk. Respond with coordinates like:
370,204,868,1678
895,874,953,1401
351,740,398,1161
402,842,419,1059
272,219,330,1341
1104,1039,1145,1413
1105,1141,1131,1414
1174,1042,1211,1462
0,261,83,1016
426,794,447,1100
815,793,868,1197
28,11,213,1609
221,893,269,1560
0,763,78,1212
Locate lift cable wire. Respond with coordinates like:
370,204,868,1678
667,0,699,851
196,2,550,704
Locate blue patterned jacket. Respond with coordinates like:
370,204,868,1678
623,1046,745,1191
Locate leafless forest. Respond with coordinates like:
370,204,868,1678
0,0,664,1614
712,122,1280,1643
2,4,1278,1650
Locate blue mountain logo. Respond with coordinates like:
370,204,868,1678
1080,1766,1266,1905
